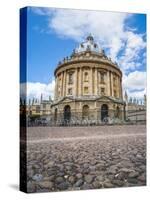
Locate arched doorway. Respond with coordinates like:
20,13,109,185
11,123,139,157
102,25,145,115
101,104,108,122
115,106,120,118
54,108,57,122
82,105,89,119
64,105,71,123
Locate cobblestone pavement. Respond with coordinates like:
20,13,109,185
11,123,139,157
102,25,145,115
26,125,146,193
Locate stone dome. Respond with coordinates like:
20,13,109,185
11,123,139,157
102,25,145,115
51,35,125,125
75,34,103,54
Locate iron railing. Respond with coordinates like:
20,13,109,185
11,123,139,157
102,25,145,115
23,109,146,127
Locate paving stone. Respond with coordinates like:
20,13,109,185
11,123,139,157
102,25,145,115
119,168,134,173
92,181,103,188
81,183,93,190
38,181,53,189
112,180,124,186
74,179,84,187
76,173,83,179
68,176,76,184
27,125,146,192
57,182,69,190
128,171,139,178
128,178,138,184
27,181,36,193
55,176,64,184
32,174,43,182
103,182,114,188
137,173,146,182
95,175,104,182
84,175,94,183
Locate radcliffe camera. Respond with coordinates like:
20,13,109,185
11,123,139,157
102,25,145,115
20,7,146,193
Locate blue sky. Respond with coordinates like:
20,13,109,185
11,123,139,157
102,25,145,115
27,11,77,83
23,7,146,100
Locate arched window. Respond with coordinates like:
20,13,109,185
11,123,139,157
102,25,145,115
68,73,73,84
82,105,89,119
101,88,105,95
115,106,120,118
68,88,73,95
100,72,105,84
84,87,89,94
54,108,57,122
114,90,117,98
84,72,89,82
113,76,117,86
101,104,108,122
64,105,71,123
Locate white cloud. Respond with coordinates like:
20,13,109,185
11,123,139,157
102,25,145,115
49,9,128,56
31,8,146,99
33,8,146,73
20,80,55,101
118,31,146,72
127,89,146,99
123,71,146,90
123,71,146,99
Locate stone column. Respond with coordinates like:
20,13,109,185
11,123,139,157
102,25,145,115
90,67,93,95
116,75,118,98
54,76,58,100
107,71,110,96
81,68,83,96
111,72,114,97
119,77,122,98
117,75,120,98
61,72,64,96
109,71,112,96
78,68,82,96
63,70,66,97
95,68,98,95
120,77,123,99
74,69,78,96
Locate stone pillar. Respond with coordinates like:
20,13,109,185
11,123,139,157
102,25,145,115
109,71,112,96
95,68,98,95
90,67,93,95
54,76,57,100
81,68,83,96
74,69,78,96
111,72,114,97
63,70,66,97
116,75,119,98
78,68,82,96
56,76,59,99
61,72,64,96
78,67,83,96
118,76,120,98
120,77,123,99
107,71,110,96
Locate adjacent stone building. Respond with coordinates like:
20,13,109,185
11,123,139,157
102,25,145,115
124,91,146,123
51,35,125,124
27,95,53,117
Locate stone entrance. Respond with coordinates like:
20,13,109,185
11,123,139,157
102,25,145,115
64,105,71,122
101,104,108,122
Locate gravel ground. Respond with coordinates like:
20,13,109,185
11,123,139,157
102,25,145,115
26,125,146,193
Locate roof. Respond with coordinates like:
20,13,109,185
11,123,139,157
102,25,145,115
75,34,103,54
51,95,125,106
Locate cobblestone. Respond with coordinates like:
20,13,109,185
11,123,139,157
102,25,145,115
26,125,146,192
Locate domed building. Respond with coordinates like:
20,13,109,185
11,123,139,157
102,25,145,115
51,35,125,125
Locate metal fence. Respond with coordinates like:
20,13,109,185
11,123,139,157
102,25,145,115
23,109,146,127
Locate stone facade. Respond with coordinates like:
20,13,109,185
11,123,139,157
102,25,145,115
27,95,53,117
51,35,125,124
124,92,146,123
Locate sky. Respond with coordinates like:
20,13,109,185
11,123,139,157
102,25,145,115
21,6,146,101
